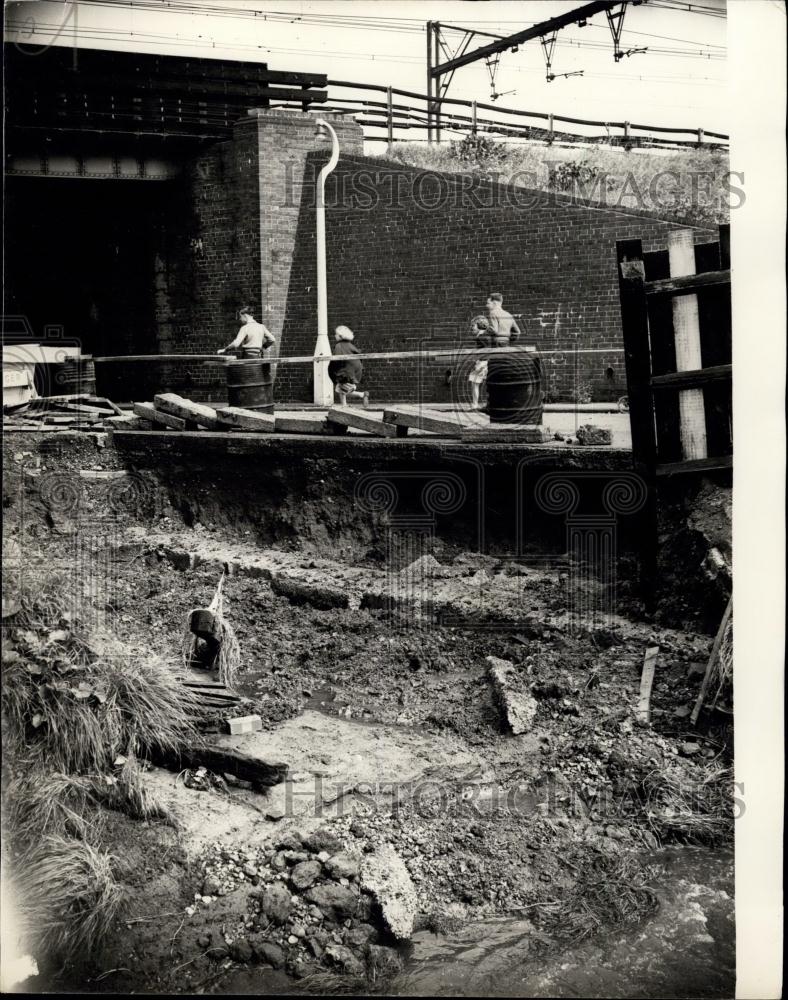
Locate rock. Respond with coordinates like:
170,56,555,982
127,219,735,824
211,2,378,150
360,845,418,940
324,852,361,881
291,922,306,938
345,923,377,947
306,883,358,923
576,424,612,446
275,832,304,851
242,863,258,878
485,656,538,735
307,937,324,959
210,944,229,961
254,941,285,969
366,943,405,978
271,851,288,871
283,850,309,864
265,802,286,821
305,827,344,855
201,875,221,896
230,938,253,962
291,860,322,891
308,904,324,921
324,943,364,975
197,935,211,949
261,884,292,925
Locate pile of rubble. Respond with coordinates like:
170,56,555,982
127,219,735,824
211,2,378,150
190,825,416,980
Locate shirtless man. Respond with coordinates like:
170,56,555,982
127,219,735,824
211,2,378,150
217,306,275,359
485,292,521,345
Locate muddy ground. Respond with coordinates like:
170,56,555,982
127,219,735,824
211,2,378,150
2,435,734,996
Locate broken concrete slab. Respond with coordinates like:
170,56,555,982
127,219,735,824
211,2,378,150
486,655,538,735
360,843,418,939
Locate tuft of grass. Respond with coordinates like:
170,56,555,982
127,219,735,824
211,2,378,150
535,849,660,945
382,140,730,228
638,762,733,846
3,582,201,775
14,835,127,965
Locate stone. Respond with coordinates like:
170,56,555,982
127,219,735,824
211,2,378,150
254,941,285,969
275,832,304,851
271,851,288,871
486,656,538,735
261,884,292,925
324,943,365,975
306,883,358,923
197,935,211,949
305,827,344,855
307,937,324,959
230,938,253,962
366,943,405,978
576,424,612,446
345,923,377,947
324,852,361,881
201,875,220,896
291,860,322,891
360,845,418,940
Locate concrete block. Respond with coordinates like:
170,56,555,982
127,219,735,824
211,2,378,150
227,714,263,736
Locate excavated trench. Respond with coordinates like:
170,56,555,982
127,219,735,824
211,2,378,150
3,431,734,995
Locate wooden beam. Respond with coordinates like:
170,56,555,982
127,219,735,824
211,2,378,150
616,240,657,470
326,406,399,437
650,364,732,391
274,415,329,434
636,646,660,725
382,405,464,437
690,596,732,725
153,393,221,430
656,454,732,477
460,424,553,443
645,269,731,296
133,402,186,430
215,407,276,432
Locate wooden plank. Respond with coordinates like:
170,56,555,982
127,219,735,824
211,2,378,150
326,406,399,437
636,646,660,724
690,596,732,725
274,415,329,434
461,424,553,443
215,407,276,432
382,405,464,437
645,269,731,296
650,364,732,391
153,393,221,430
616,240,657,470
668,230,707,461
656,454,732,477
134,402,186,430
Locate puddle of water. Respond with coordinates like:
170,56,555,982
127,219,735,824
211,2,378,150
392,847,734,998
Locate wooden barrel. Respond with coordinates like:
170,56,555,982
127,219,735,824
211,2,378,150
486,351,543,425
226,360,274,413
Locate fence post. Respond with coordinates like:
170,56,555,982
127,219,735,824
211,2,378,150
547,113,553,142
668,229,708,460
387,86,394,155
471,100,477,135
697,127,704,145
624,121,630,143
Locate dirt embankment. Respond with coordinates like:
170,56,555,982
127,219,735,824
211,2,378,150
2,431,733,995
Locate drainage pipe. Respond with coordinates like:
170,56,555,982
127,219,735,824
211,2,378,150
313,119,340,405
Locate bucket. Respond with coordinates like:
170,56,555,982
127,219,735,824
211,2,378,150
226,360,274,413
486,351,543,425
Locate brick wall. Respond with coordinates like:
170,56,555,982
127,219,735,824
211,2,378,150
158,113,715,404
279,153,717,403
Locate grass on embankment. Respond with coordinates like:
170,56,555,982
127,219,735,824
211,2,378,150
1,573,201,970
380,136,732,229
